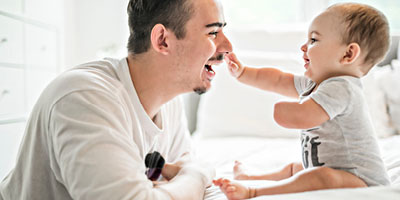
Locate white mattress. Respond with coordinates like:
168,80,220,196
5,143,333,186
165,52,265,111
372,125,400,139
193,135,400,200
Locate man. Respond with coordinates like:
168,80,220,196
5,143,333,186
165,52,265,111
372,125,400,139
0,0,232,199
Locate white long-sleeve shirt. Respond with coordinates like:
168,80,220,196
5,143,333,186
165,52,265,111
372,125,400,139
0,58,195,200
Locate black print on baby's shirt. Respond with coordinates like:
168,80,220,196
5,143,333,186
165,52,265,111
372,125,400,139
302,136,325,168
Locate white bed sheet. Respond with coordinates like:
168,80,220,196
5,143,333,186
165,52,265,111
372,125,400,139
193,135,400,200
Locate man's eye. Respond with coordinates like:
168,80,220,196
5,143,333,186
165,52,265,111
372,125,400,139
209,32,219,38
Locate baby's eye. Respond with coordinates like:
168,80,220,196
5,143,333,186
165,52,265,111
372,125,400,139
310,38,317,44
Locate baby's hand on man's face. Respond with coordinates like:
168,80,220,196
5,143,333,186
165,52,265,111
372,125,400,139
225,53,245,78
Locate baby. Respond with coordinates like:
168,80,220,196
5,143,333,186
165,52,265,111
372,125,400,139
214,3,391,199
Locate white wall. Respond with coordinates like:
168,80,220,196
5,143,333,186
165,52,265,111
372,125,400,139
63,0,130,69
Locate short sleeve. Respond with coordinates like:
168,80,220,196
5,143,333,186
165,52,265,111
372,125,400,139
294,75,315,96
310,78,352,120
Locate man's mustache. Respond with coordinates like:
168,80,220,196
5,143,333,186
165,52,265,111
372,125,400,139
208,54,225,61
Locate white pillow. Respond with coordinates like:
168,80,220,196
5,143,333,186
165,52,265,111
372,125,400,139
377,60,400,135
195,51,303,138
397,39,400,61
362,66,397,138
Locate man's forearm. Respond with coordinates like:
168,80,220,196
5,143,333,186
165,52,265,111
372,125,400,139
157,166,209,200
161,152,193,180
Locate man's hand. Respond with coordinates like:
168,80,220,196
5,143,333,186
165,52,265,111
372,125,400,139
162,163,181,181
156,162,216,200
225,53,245,78
162,158,215,187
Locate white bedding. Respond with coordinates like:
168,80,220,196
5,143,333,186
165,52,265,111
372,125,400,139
193,135,400,200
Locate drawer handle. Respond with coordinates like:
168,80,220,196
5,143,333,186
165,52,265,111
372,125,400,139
0,89,10,101
0,38,7,44
41,45,47,52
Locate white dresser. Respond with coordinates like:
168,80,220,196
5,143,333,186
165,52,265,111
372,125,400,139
0,0,62,179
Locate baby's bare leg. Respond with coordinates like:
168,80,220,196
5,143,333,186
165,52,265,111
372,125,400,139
234,161,303,181
253,166,367,197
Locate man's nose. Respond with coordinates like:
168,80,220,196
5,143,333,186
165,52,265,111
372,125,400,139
216,32,233,54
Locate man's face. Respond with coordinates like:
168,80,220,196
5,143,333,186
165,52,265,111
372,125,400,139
172,0,232,95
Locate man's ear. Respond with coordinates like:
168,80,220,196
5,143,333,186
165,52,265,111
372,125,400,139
341,43,361,65
150,24,170,55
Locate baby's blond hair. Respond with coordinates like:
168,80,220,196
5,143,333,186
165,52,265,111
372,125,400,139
328,3,390,70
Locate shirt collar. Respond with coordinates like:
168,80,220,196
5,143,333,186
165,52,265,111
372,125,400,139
112,57,165,136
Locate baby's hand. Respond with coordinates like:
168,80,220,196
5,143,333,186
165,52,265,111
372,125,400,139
213,178,250,200
225,53,245,78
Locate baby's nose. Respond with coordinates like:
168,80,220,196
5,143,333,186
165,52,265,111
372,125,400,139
301,44,307,52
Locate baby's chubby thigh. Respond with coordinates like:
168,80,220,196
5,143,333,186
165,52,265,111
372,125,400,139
293,166,367,189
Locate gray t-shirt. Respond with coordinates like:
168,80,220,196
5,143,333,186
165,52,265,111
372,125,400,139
294,75,390,186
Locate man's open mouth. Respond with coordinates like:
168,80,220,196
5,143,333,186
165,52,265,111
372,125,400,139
204,64,215,81
205,64,213,72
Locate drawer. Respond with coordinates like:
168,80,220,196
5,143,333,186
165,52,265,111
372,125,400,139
0,0,23,14
25,24,58,70
0,122,25,179
26,69,57,112
0,15,24,65
0,67,25,119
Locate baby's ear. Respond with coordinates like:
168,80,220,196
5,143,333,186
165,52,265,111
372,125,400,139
341,43,361,65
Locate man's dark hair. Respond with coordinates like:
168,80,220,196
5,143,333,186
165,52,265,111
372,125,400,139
127,0,194,54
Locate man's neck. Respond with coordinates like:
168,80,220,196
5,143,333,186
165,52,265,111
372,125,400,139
126,54,179,120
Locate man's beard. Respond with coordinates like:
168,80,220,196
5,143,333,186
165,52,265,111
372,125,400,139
193,53,225,95
193,87,207,95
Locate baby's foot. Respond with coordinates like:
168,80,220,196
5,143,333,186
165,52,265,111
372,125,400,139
233,161,249,180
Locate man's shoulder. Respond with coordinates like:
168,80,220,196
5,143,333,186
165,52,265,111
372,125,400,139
41,59,127,106
61,59,122,90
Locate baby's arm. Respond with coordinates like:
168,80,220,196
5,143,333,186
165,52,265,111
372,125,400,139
274,98,329,129
225,53,298,98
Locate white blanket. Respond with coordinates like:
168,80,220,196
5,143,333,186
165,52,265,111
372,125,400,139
193,135,400,200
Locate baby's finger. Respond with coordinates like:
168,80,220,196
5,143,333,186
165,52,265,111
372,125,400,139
222,179,231,185
228,53,240,64
228,62,239,72
225,59,237,70
224,55,231,62
213,178,223,186
219,179,226,187
230,60,239,68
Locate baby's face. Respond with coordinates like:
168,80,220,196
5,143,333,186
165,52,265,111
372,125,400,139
300,11,348,84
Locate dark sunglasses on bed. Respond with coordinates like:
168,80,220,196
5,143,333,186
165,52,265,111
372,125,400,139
145,151,165,181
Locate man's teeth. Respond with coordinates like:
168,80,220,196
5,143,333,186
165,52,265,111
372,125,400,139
205,64,212,72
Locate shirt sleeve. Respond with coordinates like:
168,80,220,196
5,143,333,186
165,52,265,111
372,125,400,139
294,75,315,96
309,78,352,120
49,90,170,200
